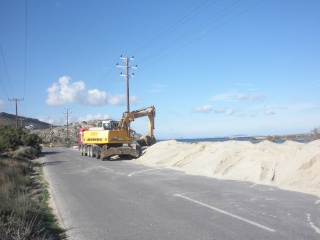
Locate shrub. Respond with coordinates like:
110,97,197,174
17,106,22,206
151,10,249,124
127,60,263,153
12,146,40,160
0,126,42,156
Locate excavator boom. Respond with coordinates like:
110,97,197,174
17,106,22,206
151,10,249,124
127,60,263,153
119,106,156,137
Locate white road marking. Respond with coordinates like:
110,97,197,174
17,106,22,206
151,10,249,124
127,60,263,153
316,200,320,205
99,166,114,172
174,194,276,233
64,166,97,174
128,168,158,177
307,213,320,234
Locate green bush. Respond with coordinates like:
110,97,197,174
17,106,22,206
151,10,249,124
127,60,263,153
0,126,42,154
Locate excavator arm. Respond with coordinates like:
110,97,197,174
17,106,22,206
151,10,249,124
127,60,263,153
119,106,156,139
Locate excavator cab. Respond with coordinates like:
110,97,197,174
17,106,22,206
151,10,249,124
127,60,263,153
101,120,119,130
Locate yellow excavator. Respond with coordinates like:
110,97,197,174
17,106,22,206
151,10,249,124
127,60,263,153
78,106,155,160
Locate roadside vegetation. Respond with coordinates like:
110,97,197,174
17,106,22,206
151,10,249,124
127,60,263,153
264,126,320,143
0,125,65,239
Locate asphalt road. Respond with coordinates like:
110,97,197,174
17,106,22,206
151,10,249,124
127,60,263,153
42,147,320,240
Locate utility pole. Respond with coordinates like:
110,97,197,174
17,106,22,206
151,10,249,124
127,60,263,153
50,124,54,146
64,108,71,147
8,98,24,127
19,117,26,127
116,55,137,113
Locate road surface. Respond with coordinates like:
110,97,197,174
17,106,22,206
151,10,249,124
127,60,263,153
43,147,320,240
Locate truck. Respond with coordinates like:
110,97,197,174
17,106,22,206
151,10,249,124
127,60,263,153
78,106,156,160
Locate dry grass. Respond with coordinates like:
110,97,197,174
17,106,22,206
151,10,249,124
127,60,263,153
0,155,64,239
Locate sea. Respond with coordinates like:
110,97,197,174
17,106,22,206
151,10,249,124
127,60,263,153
158,137,309,144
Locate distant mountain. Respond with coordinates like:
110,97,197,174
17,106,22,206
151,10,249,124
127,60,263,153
0,112,51,129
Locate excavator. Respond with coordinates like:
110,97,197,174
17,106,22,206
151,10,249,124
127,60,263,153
78,106,155,160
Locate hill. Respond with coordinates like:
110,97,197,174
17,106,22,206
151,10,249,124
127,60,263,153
0,112,51,129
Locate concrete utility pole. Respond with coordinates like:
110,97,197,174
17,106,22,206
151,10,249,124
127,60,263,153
64,108,71,147
19,117,25,127
50,124,54,145
8,98,24,127
116,55,137,113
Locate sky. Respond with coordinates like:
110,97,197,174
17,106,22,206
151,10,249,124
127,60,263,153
0,0,319,139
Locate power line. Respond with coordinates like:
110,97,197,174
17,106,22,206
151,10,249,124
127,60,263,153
138,0,245,65
74,0,264,117
140,0,265,70
23,0,28,98
127,0,213,56
64,108,72,147
0,76,9,99
0,44,14,98
135,0,264,69
49,0,265,122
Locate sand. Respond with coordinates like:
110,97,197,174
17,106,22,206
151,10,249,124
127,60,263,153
133,140,320,197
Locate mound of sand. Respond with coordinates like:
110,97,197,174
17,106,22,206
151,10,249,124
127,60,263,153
133,140,320,197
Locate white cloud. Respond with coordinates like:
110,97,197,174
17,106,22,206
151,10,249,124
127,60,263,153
210,92,237,102
46,76,142,106
214,108,225,113
77,114,112,122
265,110,276,115
192,105,213,113
46,76,84,106
226,109,235,115
213,107,235,115
38,116,63,125
236,93,266,102
283,103,317,112
211,91,266,102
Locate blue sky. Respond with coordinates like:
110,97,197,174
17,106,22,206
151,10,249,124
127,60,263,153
0,0,319,139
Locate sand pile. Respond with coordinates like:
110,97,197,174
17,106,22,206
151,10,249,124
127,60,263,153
133,140,320,197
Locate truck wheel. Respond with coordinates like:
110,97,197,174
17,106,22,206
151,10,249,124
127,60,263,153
90,147,94,158
96,149,100,159
91,147,95,158
88,146,92,157
84,146,88,156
